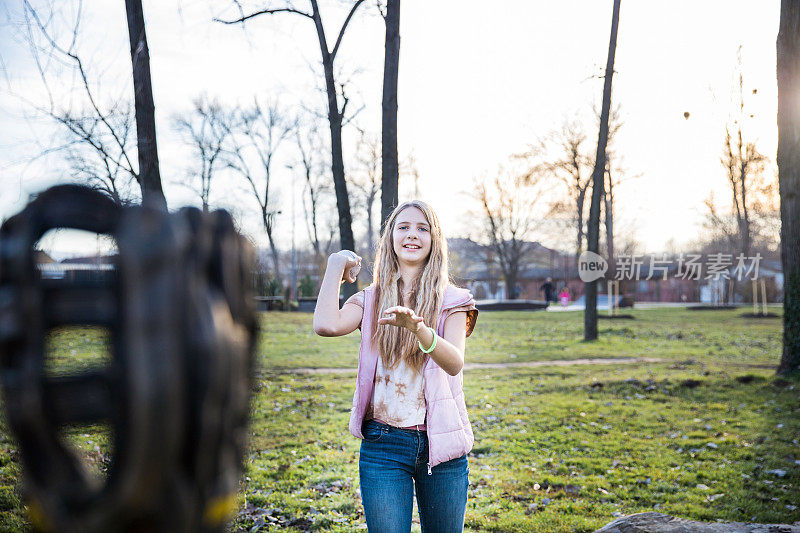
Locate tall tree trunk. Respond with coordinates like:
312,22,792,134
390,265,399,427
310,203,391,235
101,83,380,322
504,269,518,300
267,233,280,283
585,0,620,341
777,0,800,375
741,176,751,257
380,0,401,233
262,206,281,282
576,188,587,269
216,1,363,299
124,0,166,209
367,191,375,257
311,2,356,299
325,74,356,299
604,162,615,275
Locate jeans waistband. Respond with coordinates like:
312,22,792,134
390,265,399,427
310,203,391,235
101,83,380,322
370,418,427,432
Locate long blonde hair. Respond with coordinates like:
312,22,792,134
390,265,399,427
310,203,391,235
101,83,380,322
371,201,450,372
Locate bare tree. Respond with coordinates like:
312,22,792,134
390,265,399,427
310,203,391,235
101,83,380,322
717,55,768,260
16,0,167,207
702,190,740,252
600,105,624,275
723,127,763,257
404,152,420,198
17,1,141,204
519,121,592,269
351,131,381,273
216,0,365,298
703,57,779,303
59,103,139,206
473,168,550,299
379,0,400,232
224,99,294,279
585,0,621,341
294,115,335,273
776,0,800,375
701,181,777,258
173,96,232,212
603,159,616,273
125,0,167,208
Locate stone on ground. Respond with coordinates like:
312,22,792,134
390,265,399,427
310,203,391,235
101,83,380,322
594,512,800,532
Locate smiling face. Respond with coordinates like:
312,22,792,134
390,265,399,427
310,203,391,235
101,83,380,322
392,206,432,267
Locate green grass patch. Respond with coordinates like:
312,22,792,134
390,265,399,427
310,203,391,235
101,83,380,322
227,362,800,532
44,326,111,376
0,308,796,531
257,307,784,370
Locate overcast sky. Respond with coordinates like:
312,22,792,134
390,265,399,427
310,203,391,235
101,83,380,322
0,1,782,257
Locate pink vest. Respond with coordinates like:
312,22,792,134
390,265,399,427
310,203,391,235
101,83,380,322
348,284,476,468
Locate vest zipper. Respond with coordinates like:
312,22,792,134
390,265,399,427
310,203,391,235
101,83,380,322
427,462,432,475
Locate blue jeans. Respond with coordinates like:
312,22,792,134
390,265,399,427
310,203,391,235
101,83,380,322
359,420,469,533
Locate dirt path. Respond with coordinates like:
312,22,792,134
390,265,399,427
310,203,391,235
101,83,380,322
270,357,664,375
267,357,778,375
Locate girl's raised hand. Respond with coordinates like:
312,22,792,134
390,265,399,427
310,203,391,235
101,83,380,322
334,250,362,283
378,306,424,332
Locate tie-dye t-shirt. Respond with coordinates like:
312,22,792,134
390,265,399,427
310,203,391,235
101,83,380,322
366,355,426,427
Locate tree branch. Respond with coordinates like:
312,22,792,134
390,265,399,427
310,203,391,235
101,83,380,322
214,7,313,24
24,0,138,179
331,0,365,61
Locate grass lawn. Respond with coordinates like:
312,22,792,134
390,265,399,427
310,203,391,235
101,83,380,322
257,307,784,369
1,307,798,532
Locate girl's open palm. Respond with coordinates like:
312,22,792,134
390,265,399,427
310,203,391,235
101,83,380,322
378,306,424,332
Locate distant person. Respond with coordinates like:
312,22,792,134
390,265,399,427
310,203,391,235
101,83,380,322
313,200,478,532
540,277,556,303
560,287,571,307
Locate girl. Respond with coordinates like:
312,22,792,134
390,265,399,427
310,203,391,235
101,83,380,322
313,200,478,533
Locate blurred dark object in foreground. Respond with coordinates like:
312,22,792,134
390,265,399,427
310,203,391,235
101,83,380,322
0,185,257,532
